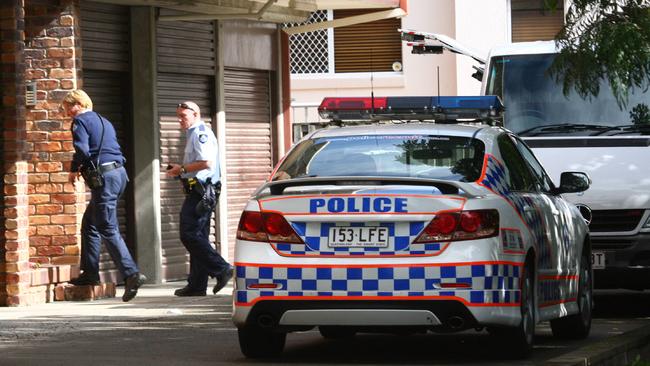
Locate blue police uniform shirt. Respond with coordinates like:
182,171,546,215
182,121,221,184
71,111,125,172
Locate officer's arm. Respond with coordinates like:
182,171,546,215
191,132,216,169
71,119,91,172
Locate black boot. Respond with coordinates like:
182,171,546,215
174,286,206,297
69,272,100,286
122,273,147,302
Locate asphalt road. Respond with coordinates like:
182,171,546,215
0,284,648,366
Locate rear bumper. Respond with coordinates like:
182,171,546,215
232,262,524,330
592,232,650,289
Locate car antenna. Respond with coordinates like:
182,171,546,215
437,65,441,107
370,48,375,115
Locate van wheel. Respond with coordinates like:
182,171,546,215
238,325,286,358
490,261,535,358
550,248,592,339
319,326,356,339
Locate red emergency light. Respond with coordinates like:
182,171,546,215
318,95,504,122
318,97,388,120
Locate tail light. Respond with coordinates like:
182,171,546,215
414,209,499,243
237,211,304,244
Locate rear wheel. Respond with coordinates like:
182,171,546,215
319,326,357,339
238,325,286,358
490,260,535,358
550,248,593,339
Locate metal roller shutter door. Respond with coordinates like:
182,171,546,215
158,74,216,281
156,17,217,281
80,2,132,283
224,68,273,260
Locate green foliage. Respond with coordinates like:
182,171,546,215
630,103,650,124
549,0,650,108
629,354,650,366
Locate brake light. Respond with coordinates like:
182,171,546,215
414,209,499,243
236,211,304,244
237,211,267,242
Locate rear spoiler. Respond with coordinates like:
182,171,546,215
261,176,484,196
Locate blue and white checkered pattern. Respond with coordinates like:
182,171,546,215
271,221,443,256
235,263,521,305
480,155,552,268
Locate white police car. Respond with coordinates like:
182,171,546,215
232,96,592,358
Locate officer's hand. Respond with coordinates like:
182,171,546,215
166,163,181,177
68,171,80,183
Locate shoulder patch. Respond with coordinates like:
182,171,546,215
198,134,208,143
72,122,78,132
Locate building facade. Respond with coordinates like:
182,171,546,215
289,0,565,130
0,0,403,306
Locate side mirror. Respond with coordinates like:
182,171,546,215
556,172,591,194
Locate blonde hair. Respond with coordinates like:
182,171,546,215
62,89,93,110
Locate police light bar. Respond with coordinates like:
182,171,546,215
318,96,504,122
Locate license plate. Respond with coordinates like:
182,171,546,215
328,226,389,248
592,251,605,270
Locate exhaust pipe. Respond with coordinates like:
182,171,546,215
447,316,465,330
257,313,275,328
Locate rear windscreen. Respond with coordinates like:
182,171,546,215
272,135,485,182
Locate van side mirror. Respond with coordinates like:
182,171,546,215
556,172,590,194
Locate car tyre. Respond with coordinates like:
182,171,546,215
550,247,592,339
238,325,286,358
319,326,357,339
489,261,535,358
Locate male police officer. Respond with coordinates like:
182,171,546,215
63,89,146,302
166,101,233,296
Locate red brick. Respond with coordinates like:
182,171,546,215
28,173,50,184
49,173,70,183
63,283,116,301
34,141,61,152
52,235,77,246
51,214,76,224
36,79,60,90
35,162,62,172
49,131,70,141
25,69,47,80
26,131,48,141
30,37,59,48
29,216,51,226
62,142,74,151
59,15,73,26
37,246,64,256
60,79,74,89
60,36,74,47
36,225,64,236
50,68,74,79
64,245,79,255
46,47,73,58
51,255,78,265
31,256,50,265
32,59,60,68
51,152,74,162
35,183,64,194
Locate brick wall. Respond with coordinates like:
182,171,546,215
0,0,85,306
1,0,30,306
24,0,84,270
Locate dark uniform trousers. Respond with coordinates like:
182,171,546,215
180,184,229,291
80,166,138,278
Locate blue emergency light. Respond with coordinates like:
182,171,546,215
318,95,504,122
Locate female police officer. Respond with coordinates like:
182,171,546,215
63,89,146,302
166,101,233,296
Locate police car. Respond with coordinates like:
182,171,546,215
232,96,593,358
